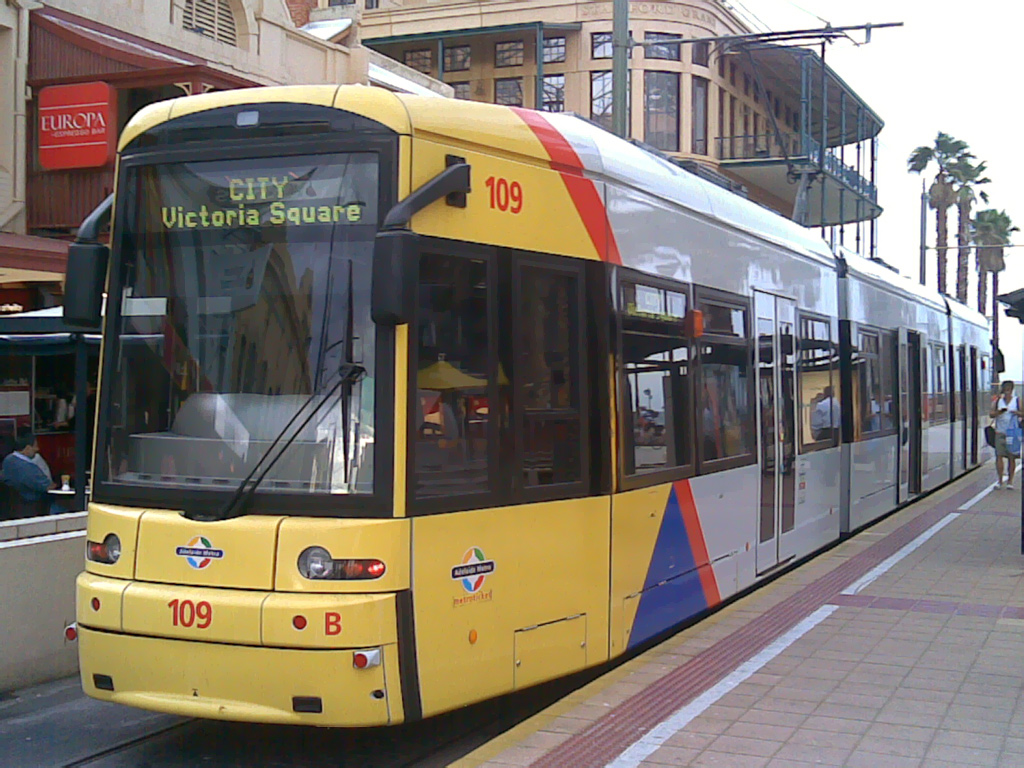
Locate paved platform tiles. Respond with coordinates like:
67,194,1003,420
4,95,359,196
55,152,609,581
454,468,1024,768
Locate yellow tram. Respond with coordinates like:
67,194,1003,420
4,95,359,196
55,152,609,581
70,85,974,726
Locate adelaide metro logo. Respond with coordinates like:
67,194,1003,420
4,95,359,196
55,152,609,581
175,536,225,570
451,547,496,594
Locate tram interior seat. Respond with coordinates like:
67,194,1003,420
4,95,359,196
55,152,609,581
124,393,332,488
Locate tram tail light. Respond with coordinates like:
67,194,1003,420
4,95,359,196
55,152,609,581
352,648,381,669
297,547,386,580
86,534,121,565
64,623,77,642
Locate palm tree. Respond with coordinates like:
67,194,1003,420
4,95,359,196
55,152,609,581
948,158,989,304
908,133,971,295
972,209,1018,368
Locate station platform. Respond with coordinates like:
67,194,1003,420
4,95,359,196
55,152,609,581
456,467,1024,768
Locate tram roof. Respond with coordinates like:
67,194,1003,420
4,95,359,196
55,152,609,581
838,247,949,314
121,86,839,267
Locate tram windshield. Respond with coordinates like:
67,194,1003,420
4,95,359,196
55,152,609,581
98,152,379,498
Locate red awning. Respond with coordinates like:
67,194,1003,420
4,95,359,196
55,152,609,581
0,233,68,276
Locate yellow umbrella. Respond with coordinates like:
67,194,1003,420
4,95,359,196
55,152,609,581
417,359,487,390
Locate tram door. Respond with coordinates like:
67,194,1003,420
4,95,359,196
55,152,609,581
959,346,968,470
899,331,924,501
755,292,797,574
970,346,979,465
907,332,924,494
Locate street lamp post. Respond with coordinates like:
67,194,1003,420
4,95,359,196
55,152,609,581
612,0,629,138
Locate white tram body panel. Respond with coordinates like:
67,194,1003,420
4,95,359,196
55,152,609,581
538,113,988,599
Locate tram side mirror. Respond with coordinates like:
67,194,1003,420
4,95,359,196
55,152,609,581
371,230,419,326
64,242,109,328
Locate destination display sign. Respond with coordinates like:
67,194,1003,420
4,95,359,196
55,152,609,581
150,155,377,233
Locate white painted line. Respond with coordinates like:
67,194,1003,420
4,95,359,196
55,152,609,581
0,530,85,550
841,513,959,595
959,484,996,511
605,605,837,768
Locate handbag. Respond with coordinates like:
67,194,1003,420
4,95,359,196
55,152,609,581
985,425,996,448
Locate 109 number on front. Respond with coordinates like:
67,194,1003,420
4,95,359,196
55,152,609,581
168,598,212,629
485,176,523,214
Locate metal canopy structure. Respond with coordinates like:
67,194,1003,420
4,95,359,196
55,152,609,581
365,21,582,111
737,45,883,146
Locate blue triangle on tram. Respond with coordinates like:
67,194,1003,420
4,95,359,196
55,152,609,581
627,486,708,649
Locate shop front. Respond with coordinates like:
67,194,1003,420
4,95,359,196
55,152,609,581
0,308,99,517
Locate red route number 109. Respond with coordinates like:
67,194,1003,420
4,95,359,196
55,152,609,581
485,176,522,214
168,598,213,629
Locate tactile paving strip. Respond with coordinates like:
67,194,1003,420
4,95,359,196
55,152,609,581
530,477,992,768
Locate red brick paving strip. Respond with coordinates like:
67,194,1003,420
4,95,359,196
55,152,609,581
530,476,993,768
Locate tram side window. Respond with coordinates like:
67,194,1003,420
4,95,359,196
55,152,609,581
931,343,948,424
856,329,895,439
697,296,754,468
414,253,492,498
517,265,584,487
799,316,837,450
619,278,692,478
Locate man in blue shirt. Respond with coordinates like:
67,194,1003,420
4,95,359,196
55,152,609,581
2,432,57,516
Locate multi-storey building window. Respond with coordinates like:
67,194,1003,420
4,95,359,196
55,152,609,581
495,41,524,67
452,82,471,100
743,73,751,96
718,54,726,78
730,62,737,86
692,76,709,155
591,70,613,129
644,71,679,152
495,77,523,106
404,49,432,74
365,0,379,8
645,32,680,61
692,40,710,67
543,74,565,112
592,32,613,59
543,36,566,63
444,45,471,72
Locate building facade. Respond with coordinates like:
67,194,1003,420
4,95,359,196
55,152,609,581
0,0,447,312
359,0,882,256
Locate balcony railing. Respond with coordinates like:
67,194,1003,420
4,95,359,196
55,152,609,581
717,132,876,202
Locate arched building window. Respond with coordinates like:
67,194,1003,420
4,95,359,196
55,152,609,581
182,0,239,46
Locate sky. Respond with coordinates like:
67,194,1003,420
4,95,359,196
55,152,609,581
742,0,1024,381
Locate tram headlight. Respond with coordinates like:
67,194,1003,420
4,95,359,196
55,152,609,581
297,547,387,580
86,533,121,565
298,546,334,579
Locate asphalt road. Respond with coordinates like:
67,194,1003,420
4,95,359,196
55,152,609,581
0,670,600,768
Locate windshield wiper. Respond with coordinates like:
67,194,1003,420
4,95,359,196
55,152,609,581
186,362,365,521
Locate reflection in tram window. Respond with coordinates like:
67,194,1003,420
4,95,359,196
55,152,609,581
518,267,582,486
701,301,745,336
798,315,837,448
619,278,692,476
415,254,491,497
700,342,753,462
930,343,948,424
623,336,690,474
855,330,895,438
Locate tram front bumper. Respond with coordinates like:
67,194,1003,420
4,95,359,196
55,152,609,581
76,573,406,726
78,627,402,726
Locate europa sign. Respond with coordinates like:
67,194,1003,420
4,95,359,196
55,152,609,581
38,82,117,171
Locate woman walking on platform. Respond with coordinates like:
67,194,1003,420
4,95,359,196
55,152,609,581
991,380,1020,489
